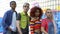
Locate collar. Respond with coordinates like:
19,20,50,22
10,9,16,12
21,11,28,16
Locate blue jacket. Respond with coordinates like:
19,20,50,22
2,9,17,33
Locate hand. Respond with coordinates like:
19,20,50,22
31,17,35,21
46,33,48,34
8,27,12,31
55,31,57,34
19,31,22,34
45,32,48,34
20,32,22,34
35,29,40,34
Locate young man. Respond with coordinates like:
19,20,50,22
2,1,19,34
17,3,30,34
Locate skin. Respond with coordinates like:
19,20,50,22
23,4,29,14
41,10,57,34
16,21,22,34
16,3,29,34
10,2,16,11
45,10,53,20
35,10,40,17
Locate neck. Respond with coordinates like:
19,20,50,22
12,8,15,11
23,11,27,15
47,17,53,20
35,17,39,20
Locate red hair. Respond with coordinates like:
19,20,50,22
30,7,43,19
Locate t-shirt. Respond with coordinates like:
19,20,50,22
30,18,41,34
10,12,16,32
41,18,54,34
41,18,48,32
17,12,29,29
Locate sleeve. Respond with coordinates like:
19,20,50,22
41,19,46,27
2,12,8,29
17,13,21,20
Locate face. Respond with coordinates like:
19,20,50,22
23,4,29,12
35,10,40,17
10,2,16,9
46,10,53,17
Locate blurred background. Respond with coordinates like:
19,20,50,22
0,0,59,33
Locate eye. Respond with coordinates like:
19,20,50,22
47,12,52,13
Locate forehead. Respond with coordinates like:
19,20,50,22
35,10,40,13
46,10,52,12
10,2,16,5
36,10,39,12
23,3,29,6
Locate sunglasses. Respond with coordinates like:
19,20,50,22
23,6,29,7
46,12,52,13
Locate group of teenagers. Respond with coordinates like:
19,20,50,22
2,1,57,34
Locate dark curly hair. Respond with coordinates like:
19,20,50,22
30,7,43,19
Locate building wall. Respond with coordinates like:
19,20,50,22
0,0,59,17
39,0,59,10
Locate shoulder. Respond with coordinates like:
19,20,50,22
20,12,23,15
17,13,21,20
4,10,11,14
17,13,21,18
17,13,21,15
41,18,47,26
42,18,47,21
15,11,17,13
41,18,48,23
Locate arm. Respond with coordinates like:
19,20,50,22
41,27,48,34
16,13,22,34
16,20,22,34
41,19,48,34
2,12,8,29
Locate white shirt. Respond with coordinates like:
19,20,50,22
10,12,16,32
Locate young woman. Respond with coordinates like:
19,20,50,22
29,7,43,34
41,9,57,34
